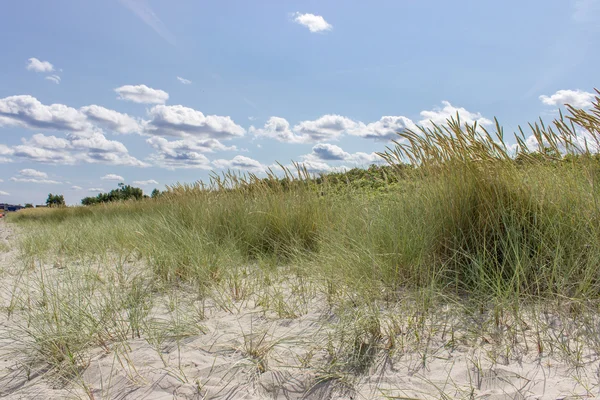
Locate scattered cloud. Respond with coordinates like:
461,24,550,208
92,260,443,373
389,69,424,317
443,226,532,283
0,95,92,132
115,84,169,104
0,191,9,196
250,117,308,143
81,105,141,134
88,188,104,192
26,58,54,73
293,12,332,33
119,0,176,45
304,143,383,165
177,76,192,84
45,75,61,84
71,186,82,190
19,168,48,178
12,132,148,167
101,174,124,181
133,179,159,185
294,114,356,142
213,155,265,172
144,105,245,139
309,143,349,161
419,101,492,127
539,89,596,108
349,116,417,141
10,169,60,184
147,136,236,155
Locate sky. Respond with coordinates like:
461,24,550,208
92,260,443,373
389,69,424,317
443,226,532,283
0,0,599,205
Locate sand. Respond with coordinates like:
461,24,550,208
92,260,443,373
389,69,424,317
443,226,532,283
1,219,600,399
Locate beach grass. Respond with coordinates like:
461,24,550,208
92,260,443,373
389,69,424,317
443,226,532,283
3,90,600,398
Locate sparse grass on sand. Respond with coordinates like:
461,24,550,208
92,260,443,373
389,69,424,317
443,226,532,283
2,91,600,398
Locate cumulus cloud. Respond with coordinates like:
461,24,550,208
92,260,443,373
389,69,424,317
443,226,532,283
0,191,9,196
294,114,357,142
304,143,383,165
88,188,104,192
45,75,61,84
12,132,148,167
0,95,91,132
177,76,192,84
19,168,48,178
101,174,124,181
0,144,14,161
10,169,60,184
253,115,416,143
293,12,332,32
349,116,417,141
133,179,159,185
144,105,245,139
213,155,265,172
249,117,309,143
419,101,492,127
539,89,596,108
26,58,54,73
81,105,141,134
71,186,83,190
115,84,169,104
146,136,236,169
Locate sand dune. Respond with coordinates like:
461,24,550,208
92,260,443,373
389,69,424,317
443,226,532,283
1,219,599,399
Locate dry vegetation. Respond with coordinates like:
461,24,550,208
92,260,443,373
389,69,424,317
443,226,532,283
2,90,600,398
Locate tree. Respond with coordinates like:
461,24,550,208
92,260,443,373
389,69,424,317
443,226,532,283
24,203,34,208
46,193,65,207
81,184,145,206
151,188,162,198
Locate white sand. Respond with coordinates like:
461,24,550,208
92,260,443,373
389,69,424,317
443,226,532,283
1,219,599,399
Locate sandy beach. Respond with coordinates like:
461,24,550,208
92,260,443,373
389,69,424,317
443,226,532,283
1,219,599,399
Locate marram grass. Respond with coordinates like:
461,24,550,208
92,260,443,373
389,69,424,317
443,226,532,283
4,90,600,396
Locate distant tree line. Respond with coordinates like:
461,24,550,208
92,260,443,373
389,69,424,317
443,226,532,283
46,193,65,207
81,183,163,206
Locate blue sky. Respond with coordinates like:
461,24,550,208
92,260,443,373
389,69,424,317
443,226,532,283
1,0,599,205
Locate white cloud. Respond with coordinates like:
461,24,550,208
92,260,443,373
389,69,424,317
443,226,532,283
45,75,61,84
19,168,48,178
177,76,192,84
252,115,416,143
80,105,141,134
11,169,60,184
304,143,383,165
26,58,54,73
101,174,124,181
213,155,265,172
71,186,83,190
539,89,596,108
0,144,14,157
147,136,235,161
419,101,492,127
294,115,357,142
0,95,92,132
10,177,61,184
88,188,104,192
115,84,169,104
249,117,308,143
293,12,332,33
133,179,159,185
0,191,9,196
310,143,350,160
12,132,148,167
144,105,245,139
349,116,417,141
148,151,211,170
